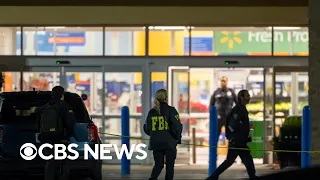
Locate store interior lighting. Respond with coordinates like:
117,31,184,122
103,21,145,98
147,26,194,30
267,27,302,30
45,26,66,30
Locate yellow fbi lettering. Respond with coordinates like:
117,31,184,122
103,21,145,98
151,116,169,131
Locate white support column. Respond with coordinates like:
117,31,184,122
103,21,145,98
141,58,152,164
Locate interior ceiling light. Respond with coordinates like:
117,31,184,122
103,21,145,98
267,27,302,30
45,26,66,30
148,26,194,30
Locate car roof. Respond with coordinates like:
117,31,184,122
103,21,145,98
0,91,79,101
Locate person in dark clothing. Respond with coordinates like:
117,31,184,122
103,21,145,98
36,86,76,141
144,89,183,180
206,89,257,180
210,76,237,144
36,86,76,180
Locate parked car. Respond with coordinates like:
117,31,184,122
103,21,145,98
0,91,102,179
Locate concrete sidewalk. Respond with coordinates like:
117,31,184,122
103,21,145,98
102,164,281,180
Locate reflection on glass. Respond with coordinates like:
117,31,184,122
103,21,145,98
23,72,60,91
104,27,145,56
274,72,308,136
264,68,274,154
171,71,189,114
66,72,102,115
151,72,167,107
101,73,142,115
0,27,22,55
148,26,190,56
22,27,103,56
2,72,21,92
189,68,212,113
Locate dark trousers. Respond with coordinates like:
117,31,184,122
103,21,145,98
45,159,69,180
44,142,70,180
149,148,177,180
207,144,257,180
216,115,226,145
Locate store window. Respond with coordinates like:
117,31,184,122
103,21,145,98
102,72,142,115
22,72,60,91
273,27,308,56
0,27,22,55
65,72,102,115
1,72,21,91
151,72,167,106
148,26,190,56
104,27,145,56
274,72,308,136
22,27,103,56
191,27,272,56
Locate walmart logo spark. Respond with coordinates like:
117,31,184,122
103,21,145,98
220,31,242,48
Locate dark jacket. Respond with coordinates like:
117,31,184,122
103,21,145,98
210,88,237,117
225,103,250,146
36,99,76,141
143,103,182,151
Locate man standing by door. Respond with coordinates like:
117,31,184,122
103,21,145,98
209,76,237,145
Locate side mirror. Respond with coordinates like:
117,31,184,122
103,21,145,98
81,94,88,101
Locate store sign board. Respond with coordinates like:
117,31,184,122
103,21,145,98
184,37,213,55
35,32,86,53
49,32,86,46
248,31,308,43
214,31,308,55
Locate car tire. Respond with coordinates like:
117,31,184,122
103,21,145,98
91,161,102,180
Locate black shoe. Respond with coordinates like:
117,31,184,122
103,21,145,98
205,176,218,180
249,176,258,180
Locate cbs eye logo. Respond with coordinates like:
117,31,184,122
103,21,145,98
20,143,38,160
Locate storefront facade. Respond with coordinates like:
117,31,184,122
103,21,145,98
0,25,309,164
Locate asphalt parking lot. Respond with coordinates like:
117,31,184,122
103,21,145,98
101,164,281,180
4,164,284,180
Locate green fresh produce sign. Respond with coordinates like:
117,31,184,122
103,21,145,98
214,31,308,55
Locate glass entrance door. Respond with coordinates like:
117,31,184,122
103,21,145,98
168,66,266,165
272,67,308,137
189,67,265,164
168,66,190,164
63,66,103,132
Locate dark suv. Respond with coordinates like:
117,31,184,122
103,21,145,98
0,91,102,179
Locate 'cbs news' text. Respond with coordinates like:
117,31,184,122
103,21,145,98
20,143,148,161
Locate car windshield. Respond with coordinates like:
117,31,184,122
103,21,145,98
0,92,91,124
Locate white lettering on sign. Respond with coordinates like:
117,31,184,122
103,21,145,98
248,31,308,43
